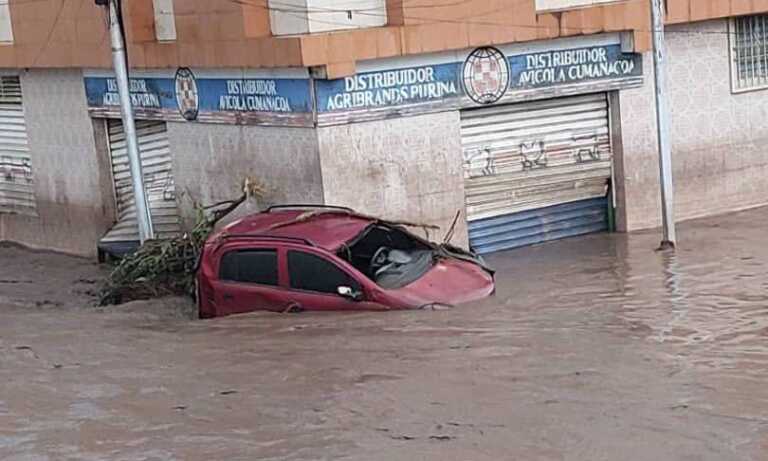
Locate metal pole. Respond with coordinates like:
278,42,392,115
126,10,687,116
107,0,154,242
651,0,676,249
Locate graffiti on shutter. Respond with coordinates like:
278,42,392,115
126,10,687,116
461,93,613,253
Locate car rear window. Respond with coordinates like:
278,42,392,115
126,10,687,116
219,249,278,286
288,250,359,295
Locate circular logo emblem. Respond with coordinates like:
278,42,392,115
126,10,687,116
175,67,199,121
462,47,510,105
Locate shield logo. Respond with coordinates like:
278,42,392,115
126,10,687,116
462,47,510,105
175,67,199,121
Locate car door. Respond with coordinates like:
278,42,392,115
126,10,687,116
285,249,388,311
212,246,291,315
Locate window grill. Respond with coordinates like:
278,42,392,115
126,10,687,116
0,76,22,104
731,15,768,91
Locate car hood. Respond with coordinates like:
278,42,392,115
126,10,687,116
386,256,495,308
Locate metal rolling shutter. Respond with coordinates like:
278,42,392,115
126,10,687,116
461,93,612,254
100,119,181,244
0,76,35,214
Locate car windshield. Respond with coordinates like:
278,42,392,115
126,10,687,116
338,224,435,289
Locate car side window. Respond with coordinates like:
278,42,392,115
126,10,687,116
219,249,278,286
287,250,359,295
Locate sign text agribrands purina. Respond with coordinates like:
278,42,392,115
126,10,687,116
100,78,163,108
316,63,462,113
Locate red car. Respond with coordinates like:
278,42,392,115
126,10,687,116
196,205,495,318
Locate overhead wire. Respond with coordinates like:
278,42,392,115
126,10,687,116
232,0,477,13
0,0,758,38
29,0,68,67
18,0,751,40
227,0,751,36
16,0,759,72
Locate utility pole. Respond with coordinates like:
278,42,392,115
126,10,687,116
650,0,676,249
100,0,154,243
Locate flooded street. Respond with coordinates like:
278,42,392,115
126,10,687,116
2,208,768,460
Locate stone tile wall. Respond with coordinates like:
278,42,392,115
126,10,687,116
317,111,468,246
0,69,114,256
167,123,324,229
619,19,768,231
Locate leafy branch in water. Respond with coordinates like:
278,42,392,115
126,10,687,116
99,178,266,305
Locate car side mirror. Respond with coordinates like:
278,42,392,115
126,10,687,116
337,286,363,302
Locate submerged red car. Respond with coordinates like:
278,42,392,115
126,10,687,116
196,205,495,318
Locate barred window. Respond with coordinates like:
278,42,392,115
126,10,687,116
731,15,768,92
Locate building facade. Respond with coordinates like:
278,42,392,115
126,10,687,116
0,0,766,256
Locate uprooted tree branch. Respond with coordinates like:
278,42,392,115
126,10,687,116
99,178,266,306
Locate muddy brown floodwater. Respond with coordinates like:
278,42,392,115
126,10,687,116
2,208,768,461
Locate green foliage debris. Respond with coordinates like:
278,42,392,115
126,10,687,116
99,178,265,305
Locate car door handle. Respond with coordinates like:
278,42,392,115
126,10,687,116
223,293,234,301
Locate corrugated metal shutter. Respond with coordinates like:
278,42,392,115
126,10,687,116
0,76,35,214
100,119,181,243
461,93,612,254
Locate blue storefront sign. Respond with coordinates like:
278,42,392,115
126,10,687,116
315,63,462,113
83,42,642,126
84,69,313,126
316,43,642,116
84,76,173,110
508,44,642,90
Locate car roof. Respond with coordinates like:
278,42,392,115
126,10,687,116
214,209,375,251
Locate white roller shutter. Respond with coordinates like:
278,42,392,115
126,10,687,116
0,76,35,214
101,119,181,243
461,93,612,253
